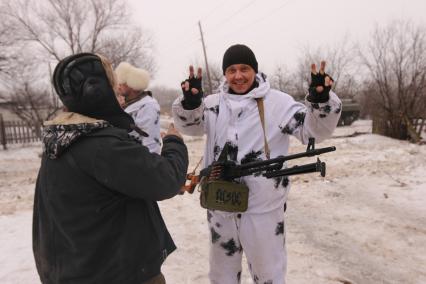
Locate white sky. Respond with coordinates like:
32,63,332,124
127,0,426,89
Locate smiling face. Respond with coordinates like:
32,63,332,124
224,64,256,94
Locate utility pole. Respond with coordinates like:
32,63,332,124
198,21,213,95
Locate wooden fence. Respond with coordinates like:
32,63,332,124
412,118,426,135
408,117,426,143
372,115,425,143
0,114,42,150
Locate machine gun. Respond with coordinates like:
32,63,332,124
181,138,336,194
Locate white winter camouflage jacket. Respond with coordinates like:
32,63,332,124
125,95,162,154
172,74,342,214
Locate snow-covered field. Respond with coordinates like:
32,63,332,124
1,120,425,284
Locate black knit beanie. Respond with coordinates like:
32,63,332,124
222,44,258,75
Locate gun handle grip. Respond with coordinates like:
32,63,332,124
320,161,326,177
180,174,199,194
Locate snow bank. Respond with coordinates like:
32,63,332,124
1,120,425,284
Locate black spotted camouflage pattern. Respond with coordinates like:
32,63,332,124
280,110,306,135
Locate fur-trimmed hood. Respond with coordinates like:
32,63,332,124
42,112,110,159
52,53,135,132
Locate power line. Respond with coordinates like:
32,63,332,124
154,0,232,48
160,35,200,58
181,0,260,63
154,1,297,70
204,0,258,34
246,0,294,29
166,0,295,67
151,1,261,59
208,0,294,46
201,0,228,22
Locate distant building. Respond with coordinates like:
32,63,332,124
0,98,21,121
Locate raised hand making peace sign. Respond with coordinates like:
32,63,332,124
308,61,334,103
180,65,204,110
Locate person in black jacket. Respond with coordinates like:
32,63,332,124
32,53,189,284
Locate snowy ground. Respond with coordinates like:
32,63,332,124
0,120,425,284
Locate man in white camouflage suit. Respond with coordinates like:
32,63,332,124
172,44,342,284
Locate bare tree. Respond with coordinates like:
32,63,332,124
270,39,362,126
97,29,156,71
359,20,426,140
0,0,156,126
271,38,358,101
0,12,20,81
2,0,156,72
270,65,302,99
293,36,359,99
0,59,59,135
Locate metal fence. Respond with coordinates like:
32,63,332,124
0,114,42,150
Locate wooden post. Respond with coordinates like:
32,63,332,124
403,115,421,143
25,122,29,143
18,121,23,143
198,21,213,95
35,121,42,140
0,114,7,150
417,118,425,137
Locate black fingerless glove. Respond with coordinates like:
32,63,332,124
181,75,203,110
307,72,334,103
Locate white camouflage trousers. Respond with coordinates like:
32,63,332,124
207,206,286,284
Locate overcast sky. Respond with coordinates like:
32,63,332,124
126,0,426,89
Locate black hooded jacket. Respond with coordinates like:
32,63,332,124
33,53,189,283
33,113,188,283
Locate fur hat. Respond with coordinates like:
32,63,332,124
222,44,258,75
115,62,150,91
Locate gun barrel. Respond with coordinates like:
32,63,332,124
238,146,335,171
238,157,284,170
200,143,335,182
284,146,336,160
263,159,326,178
228,163,282,179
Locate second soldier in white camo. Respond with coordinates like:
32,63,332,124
115,62,162,154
